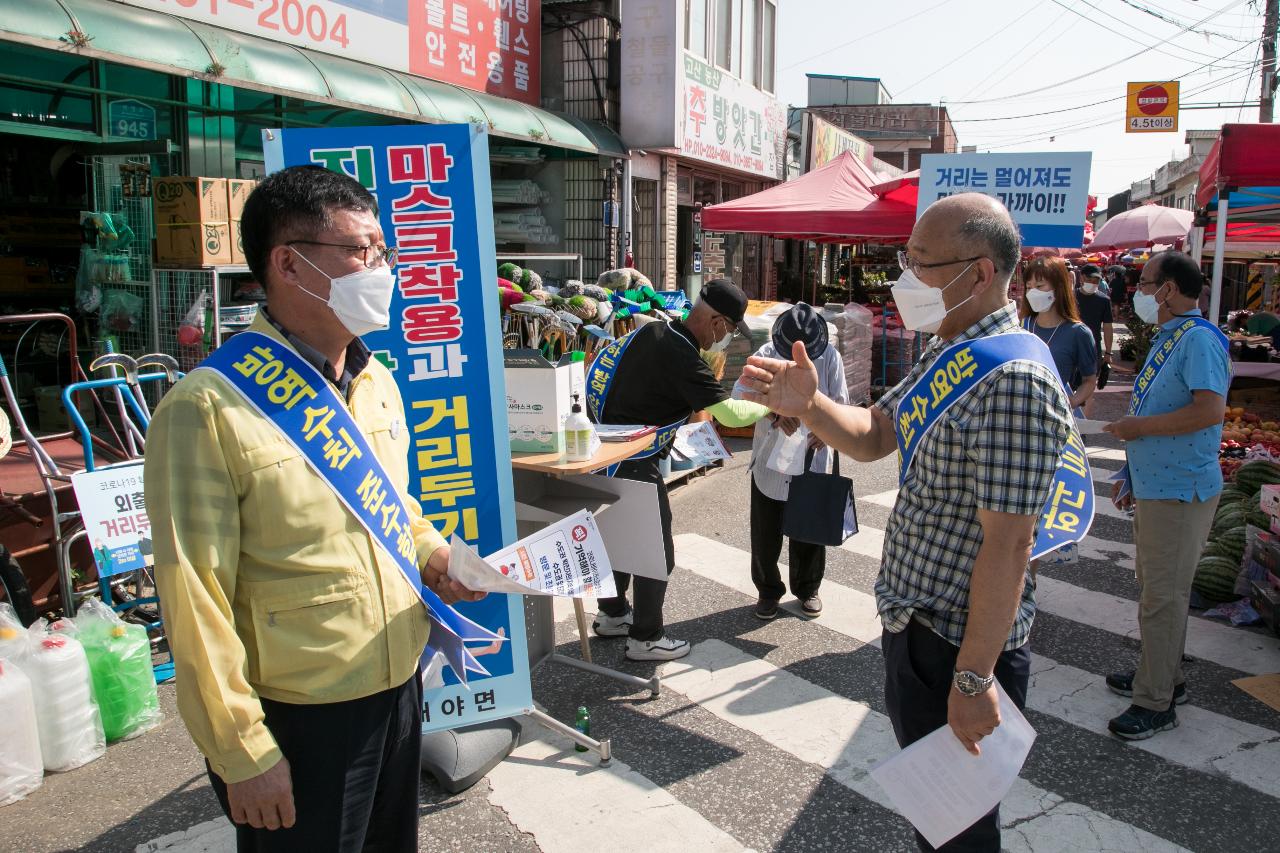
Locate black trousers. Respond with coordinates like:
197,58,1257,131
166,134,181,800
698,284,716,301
749,478,826,601
208,670,423,853
596,457,675,642
882,619,1031,853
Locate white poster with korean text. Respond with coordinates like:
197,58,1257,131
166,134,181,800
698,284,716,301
71,464,151,578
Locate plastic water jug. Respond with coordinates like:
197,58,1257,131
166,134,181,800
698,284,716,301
82,623,160,741
0,659,43,804
26,635,105,771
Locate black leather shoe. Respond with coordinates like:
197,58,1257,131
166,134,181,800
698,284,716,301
800,596,823,618
754,598,779,621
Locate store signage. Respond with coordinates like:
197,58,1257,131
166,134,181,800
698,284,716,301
808,115,872,170
108,0,540,105
1126,81,1179,133
71,464,151,579
107,99,156,141
917,152,1093,249
682,56,786,180
264,123,528,732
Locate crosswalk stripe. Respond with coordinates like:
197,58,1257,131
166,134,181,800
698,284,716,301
486,722,748,853
662,640,1189,853
673,534,1280,791
136,818,232,852
1087,445,1128,463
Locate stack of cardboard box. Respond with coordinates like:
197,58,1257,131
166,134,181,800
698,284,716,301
153,177,257,267
1252,485,1280,633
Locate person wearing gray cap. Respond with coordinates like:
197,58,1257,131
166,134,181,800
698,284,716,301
733,303,848,619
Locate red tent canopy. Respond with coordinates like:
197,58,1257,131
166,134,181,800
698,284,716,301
700,151,916,242
1196,124,1280,209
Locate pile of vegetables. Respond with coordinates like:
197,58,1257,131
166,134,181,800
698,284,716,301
1220,406,1280,481
1194,459,1280,602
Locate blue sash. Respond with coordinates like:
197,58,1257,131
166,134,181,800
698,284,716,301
585,326,687,474
893,332,1094,560
196,332,504,684
1113,316,1231,501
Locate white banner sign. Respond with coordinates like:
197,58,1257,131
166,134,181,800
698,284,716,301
681,55,786,180
71,464,151,579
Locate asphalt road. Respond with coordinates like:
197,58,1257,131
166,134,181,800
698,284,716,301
5,363,1280,852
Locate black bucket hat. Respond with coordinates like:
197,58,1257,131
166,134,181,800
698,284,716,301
772,302,828,360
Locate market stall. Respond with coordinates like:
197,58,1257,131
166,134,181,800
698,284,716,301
1195,124,1280,325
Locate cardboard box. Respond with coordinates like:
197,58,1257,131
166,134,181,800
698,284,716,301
1262,484,1280,519
504,349,584,454
226,179,256,265
34,385,93,432
1252,579,1280,635
153,177,231,266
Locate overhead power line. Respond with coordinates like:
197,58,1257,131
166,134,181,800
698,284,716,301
1113,0,1257,41
945,0,1250,105
779,0,959,72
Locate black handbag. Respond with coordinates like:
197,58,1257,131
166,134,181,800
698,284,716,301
783,448,857,546
1097,358,1110,390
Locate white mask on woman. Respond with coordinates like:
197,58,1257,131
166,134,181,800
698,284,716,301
1026,288,1056,314
889,262,977,334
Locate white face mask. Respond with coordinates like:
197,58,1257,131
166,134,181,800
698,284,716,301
706,318,734,353
1026,288,1056,314
1133,287,1163,325
291,248,395,338
890,262,977,334
1081,282,1098,295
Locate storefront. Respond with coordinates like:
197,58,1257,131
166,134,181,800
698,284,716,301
619,0,785,300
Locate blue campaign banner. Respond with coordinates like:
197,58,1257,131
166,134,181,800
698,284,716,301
917,152,1093,249
263,124,530,732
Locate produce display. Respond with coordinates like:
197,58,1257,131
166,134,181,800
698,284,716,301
1219,406,1280,482
1195,458,1280,603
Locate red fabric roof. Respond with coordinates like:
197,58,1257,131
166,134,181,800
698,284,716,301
700,151,917,242
1196,124,1280,208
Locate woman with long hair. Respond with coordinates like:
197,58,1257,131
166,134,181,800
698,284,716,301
1020,255,1098,415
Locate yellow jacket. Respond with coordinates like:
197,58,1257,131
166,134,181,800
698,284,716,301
145,316,446,784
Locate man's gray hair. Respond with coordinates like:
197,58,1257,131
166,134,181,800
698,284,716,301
958,210,1021,281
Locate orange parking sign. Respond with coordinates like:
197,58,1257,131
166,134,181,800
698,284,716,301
1126,81,1179,133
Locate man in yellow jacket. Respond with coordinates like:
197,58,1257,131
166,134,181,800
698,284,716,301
146,165,483,850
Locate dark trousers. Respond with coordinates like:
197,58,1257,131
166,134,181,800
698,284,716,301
749,478,826,601
596,457,675,642
208,671,423,853
882,619,1031,853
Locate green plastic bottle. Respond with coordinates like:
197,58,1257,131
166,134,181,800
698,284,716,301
574,705,590,752
81,623,159,742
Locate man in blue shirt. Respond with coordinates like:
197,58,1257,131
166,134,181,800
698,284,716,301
1103,251,1230,740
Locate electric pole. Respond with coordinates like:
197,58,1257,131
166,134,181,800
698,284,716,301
1264,0,1278,122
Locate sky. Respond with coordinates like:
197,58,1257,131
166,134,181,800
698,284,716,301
775,0,1271,200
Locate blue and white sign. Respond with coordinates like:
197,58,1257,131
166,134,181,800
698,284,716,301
264,124,529,733
917,152,1093,249
71,464,151,579
107,99,156,141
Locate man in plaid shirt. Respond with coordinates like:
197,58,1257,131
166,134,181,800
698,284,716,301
740,194,1072,852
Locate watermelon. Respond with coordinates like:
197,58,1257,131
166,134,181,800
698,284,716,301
1193,555,1243,602
498,262,522,281
1247,509,1270,529
1218,485,1249,505
1212,502,1248,532
1232,460,1280,495
1217,525,1248,562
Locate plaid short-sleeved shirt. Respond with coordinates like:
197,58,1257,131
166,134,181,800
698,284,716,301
874,303,1072,651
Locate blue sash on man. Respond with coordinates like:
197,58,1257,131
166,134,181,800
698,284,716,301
1111,316,1231,501
196,331,504,685
586,326,688,476
893,331,1094,560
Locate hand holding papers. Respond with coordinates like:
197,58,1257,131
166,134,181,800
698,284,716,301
870,684,1036,850
447,510,617,599
1073,417,1110,435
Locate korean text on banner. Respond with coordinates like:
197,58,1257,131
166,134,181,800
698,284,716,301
449,510,617,599
71,464,151,579
264,123,529,733
917,152,1093,250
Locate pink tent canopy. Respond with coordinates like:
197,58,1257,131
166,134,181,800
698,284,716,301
699,151,917,242
1089,204,1194,251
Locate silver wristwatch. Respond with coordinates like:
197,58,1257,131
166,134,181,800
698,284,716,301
953,669,996,696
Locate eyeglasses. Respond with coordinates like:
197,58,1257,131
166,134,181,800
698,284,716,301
287,240,398,269
897,251,984,276
716,315,741,339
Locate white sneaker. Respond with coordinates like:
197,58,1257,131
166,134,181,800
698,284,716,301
592,612,632,637
625,636,690,661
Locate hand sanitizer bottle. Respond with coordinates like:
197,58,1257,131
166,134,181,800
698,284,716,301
564,394,596,462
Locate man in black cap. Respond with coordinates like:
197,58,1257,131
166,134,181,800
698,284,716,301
1076,263,1115,415
733,303,847,620
590,278,769,660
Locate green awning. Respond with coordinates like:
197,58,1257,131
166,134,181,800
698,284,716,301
0,0,624,156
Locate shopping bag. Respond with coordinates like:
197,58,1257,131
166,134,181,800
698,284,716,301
783,449,857,546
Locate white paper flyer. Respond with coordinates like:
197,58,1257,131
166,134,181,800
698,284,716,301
447,509,617,599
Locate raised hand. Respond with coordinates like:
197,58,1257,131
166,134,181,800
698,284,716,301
739,340,820,417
